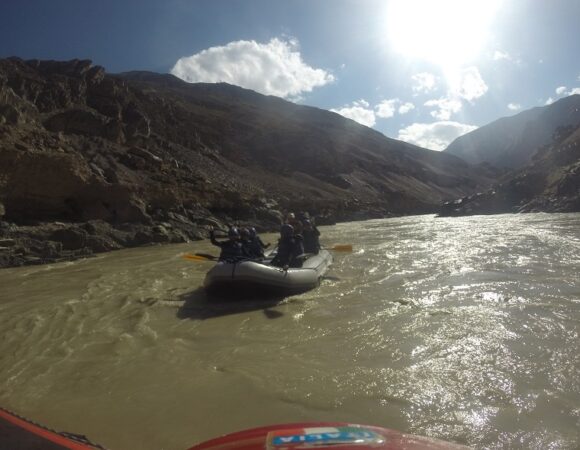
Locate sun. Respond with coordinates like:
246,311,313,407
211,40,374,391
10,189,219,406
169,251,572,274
386,0,501,73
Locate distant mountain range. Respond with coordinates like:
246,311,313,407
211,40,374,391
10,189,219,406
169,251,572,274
1,57,577,267
0,57,493,267
445,94,580,169
440,104,580,216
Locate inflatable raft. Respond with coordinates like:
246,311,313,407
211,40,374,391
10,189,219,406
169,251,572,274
1,406,467,449
187,422,468,450
204,250,333,295
0,406,105,449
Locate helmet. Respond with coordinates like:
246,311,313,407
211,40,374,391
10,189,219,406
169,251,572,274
280,223,294,237
249,227,257,237
286,212,295,221
228,227,240,238
240,227,250,238
302,219,312,228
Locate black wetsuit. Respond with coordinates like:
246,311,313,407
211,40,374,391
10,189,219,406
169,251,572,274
210,234,247,261
247,236,268,258
302,227,321,254
271,235,304,268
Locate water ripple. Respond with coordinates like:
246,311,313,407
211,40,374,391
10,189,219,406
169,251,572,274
0,213,578,449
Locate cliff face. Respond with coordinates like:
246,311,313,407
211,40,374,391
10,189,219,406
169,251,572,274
440,123,580,216
0,58,494,267
444,95,580,169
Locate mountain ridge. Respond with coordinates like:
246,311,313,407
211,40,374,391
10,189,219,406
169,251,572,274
440,120,580,216
0,57,494,267
444,94,580,169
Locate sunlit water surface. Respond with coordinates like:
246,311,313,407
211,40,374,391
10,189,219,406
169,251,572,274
0,213,579,449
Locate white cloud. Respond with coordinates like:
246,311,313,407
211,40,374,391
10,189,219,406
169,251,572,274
330,100,376,127
561,86,580,96
171,38,334,99
412,72,438,94
507,103,521,111
419,67,487,121
452,66,488,102
398,102,415,114
397,121,478,151
493,50,511,61
331,97,415,127
424,97,462,120
375,99,399,118
332,97,419,125
493,50,522,65
547,85,580,104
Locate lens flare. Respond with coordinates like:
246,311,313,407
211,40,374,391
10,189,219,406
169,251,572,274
386,0,501,73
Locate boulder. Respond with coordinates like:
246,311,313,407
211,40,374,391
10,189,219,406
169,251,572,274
123,106,150,139
0,104,22,125
132,226,169,245
44,109,108,137
50,228,88,250
128,146,162,164
0,238,16,247
39,241,63,258
86,235,122,253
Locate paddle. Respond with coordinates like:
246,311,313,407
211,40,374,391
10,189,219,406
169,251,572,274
182,253,218,262
324,244,353,252
196,252,219,259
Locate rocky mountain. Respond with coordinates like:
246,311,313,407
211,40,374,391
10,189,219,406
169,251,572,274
0,57,494,267
440,122,580,216
445,95,580,169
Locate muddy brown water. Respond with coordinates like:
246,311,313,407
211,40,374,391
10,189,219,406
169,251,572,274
1,213,579,449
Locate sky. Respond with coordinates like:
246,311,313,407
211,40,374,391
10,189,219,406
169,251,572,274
1,0,579,151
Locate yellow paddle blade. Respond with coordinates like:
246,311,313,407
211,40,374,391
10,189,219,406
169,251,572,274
330,244,353,252
182,253,213,262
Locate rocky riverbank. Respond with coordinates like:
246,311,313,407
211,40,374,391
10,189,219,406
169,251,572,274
0,207,398,268
0,217,205,268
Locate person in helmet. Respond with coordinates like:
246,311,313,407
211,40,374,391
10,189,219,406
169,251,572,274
239,227,255,258
285,212,303,235
209,226,247,261
246,227,270,258
271,223,304,269
239,227,251,243
296,211,310,223
302,219,320,254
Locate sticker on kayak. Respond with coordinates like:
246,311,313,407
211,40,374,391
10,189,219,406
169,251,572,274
266,426,386,448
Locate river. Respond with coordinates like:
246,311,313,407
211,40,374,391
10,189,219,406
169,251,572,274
0,213,579,449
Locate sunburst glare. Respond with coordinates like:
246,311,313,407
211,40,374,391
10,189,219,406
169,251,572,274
386,0,501,75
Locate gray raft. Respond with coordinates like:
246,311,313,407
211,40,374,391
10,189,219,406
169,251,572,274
204,250,333,296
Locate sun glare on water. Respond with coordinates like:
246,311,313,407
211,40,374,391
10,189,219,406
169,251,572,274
386,0,501,73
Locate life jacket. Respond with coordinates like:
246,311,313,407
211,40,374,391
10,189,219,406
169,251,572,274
272,235,304,267
303,228,320,254
247,236,266,258
211,238,245,261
